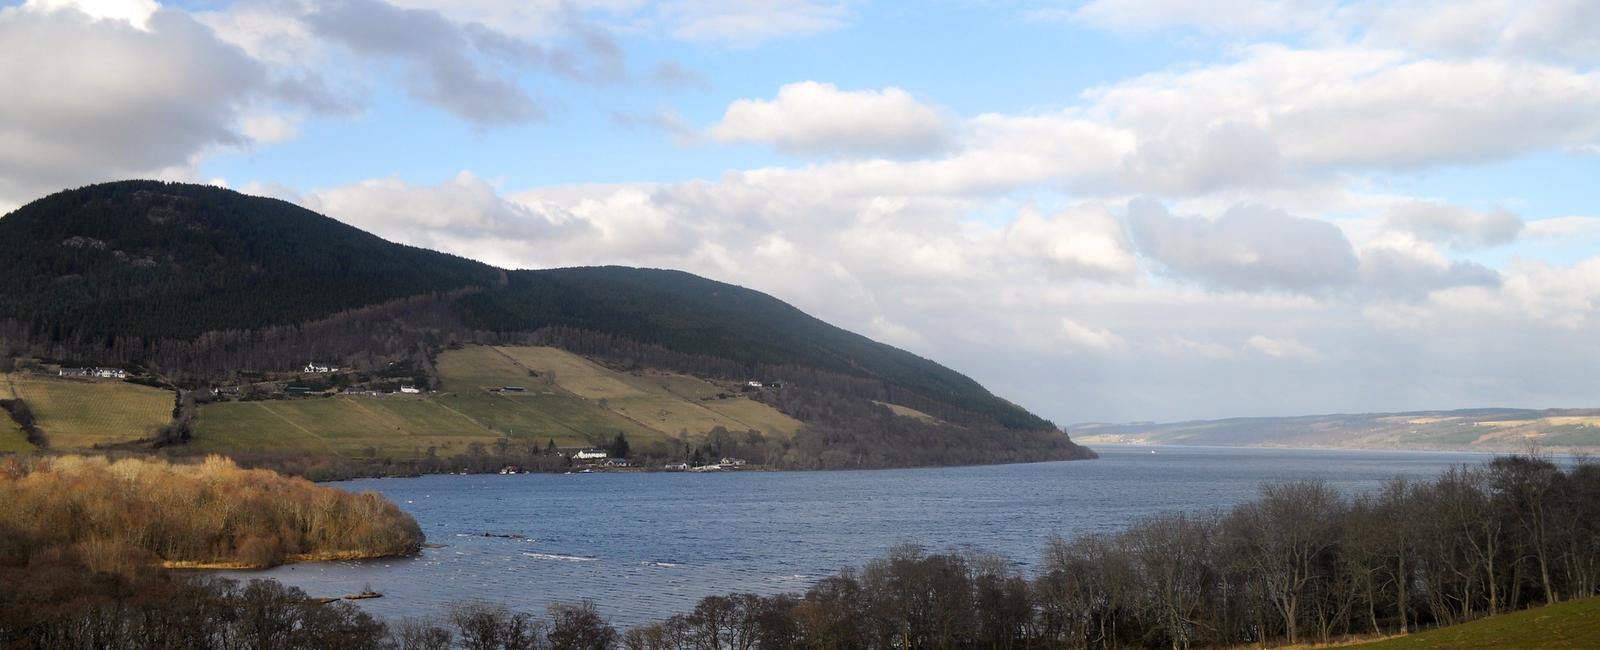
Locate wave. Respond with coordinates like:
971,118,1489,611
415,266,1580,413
523,552,599,562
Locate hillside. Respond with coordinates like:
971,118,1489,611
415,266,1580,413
0,181,1090,468
1069,407,1600,452
1348,596,1600,649
191,345,801,458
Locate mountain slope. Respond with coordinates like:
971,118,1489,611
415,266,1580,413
461,267,1052,430
0,181,1078,460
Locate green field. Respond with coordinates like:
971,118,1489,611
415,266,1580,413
1351,597,1600,649
0,416,33,453
2,373,173,448
494,346,802,437
192,346,800,457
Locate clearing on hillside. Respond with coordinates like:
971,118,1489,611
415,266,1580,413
490,346,803,438
1350,596,1600,649
2,373,173,448
875,400,942,424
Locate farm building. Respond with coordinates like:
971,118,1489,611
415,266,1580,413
58,367,128,379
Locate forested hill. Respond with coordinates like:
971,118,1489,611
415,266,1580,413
0,180,503,340
0,181,1061,436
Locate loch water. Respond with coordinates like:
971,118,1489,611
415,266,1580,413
234,445,1490,628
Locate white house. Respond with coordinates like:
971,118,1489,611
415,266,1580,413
399,385,422,394
59,367,128,379
719,457,747,467
746,381,764,388
304,363,334,373
572,449,608,460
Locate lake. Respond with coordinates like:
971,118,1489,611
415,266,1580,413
233,445,1492,628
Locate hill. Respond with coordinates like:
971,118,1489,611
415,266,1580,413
1348,596,1600,649
1068,407,1600,452
0,181,1090,468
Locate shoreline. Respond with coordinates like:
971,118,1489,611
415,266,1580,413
163,549,420,571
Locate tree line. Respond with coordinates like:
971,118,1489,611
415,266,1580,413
620,454,1600,649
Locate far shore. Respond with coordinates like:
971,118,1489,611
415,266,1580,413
1077,440,1579,456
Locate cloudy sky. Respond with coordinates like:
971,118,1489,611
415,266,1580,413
3,0,1599,424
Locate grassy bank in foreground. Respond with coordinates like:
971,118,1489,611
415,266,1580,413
1347,596,1600,649
0,455,422,569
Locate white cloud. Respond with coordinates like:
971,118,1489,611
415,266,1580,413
711,82,950,157
1381,200,1523,249
239,113,300,144
1067,0,1335,35
1526,216,1600,239
25,0,160,30
1087,45,1600,179
1355,232,1500,298
1245,334,1320,360
0,4,277,204
1125,199,1360,293
1005,204,1138,278
660,0,851,46
1059,318,1128,353
1064,0,1600,65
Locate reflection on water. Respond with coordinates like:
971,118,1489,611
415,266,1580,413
229,445,1488,628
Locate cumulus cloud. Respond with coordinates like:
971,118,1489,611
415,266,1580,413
1125,199,1360,293
1004,204,1138,278
0,3,276,203
1087,46,1600,179
1382,200,1523,249
1356,232,1501,298
712,82,951,157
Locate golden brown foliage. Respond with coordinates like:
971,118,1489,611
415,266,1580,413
0,454,422,569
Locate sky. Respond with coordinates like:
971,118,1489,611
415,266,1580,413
2,0,1599,424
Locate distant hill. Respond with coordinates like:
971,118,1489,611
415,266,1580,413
0,181,1088,467
1069,407,1600,452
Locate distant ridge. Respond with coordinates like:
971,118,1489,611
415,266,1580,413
1069,407,1600,452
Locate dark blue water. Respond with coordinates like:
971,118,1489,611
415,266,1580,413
233,445,1489,627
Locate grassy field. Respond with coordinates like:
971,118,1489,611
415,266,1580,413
192,345,800,457
2,373,173,448
494,346,802,438
1349,597,1600,649
0,417,33,452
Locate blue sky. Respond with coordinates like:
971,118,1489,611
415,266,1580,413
3,0,1599,422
